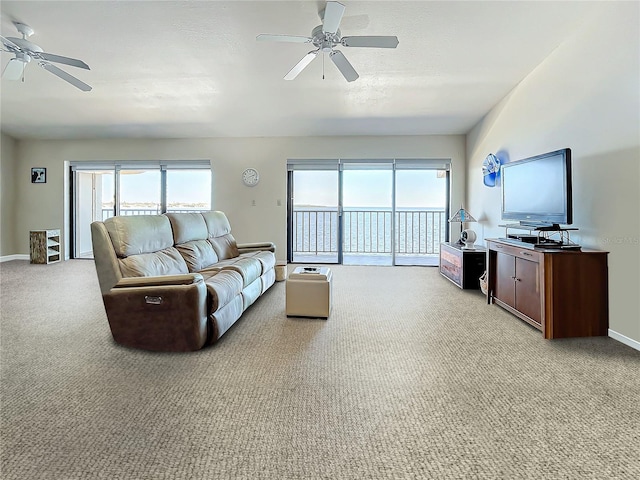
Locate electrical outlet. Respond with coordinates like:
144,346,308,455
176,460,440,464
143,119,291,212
251,199,256,206
277,199,282,206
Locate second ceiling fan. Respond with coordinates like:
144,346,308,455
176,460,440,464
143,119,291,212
257,1,399,82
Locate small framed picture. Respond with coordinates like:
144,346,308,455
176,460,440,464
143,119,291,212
31,168,46,184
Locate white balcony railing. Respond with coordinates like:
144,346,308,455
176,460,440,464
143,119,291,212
101,208,203,220
293,208,447,257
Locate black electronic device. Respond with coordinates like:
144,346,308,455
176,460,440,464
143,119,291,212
559,244,581,250
534,241,561,248
507,233,539,244
501,148,572,228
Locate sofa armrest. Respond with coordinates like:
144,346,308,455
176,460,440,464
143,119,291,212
113,273,204,288
237,242,276,253
102,275,208,352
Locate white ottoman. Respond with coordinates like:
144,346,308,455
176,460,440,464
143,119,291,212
286,267,332,318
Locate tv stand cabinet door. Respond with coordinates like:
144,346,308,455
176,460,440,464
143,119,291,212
514,257,542,325
494,252,515,307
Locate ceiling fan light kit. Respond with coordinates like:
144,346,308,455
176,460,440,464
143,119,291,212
257,1,398,82
1,22,92,91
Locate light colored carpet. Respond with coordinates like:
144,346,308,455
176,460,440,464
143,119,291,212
1,260,639,479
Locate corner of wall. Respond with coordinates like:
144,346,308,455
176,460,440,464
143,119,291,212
1,132,18,256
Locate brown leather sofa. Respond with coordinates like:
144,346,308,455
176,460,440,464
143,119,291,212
90,211,276,352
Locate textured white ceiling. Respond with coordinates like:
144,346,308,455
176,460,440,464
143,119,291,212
0,1,601,140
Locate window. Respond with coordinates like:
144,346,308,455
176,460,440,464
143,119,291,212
70,160,211,258
166,169,212,212
287,158,450,266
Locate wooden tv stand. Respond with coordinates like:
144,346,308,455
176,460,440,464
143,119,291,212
486,238,609,339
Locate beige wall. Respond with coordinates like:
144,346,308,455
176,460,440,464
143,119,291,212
1,133,17,256
466,2,640,343
9,134,466,261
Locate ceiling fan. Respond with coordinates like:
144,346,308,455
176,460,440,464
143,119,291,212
1,22,91,91
257,1,399,82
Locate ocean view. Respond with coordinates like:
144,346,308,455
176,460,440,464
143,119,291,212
293,206,446,256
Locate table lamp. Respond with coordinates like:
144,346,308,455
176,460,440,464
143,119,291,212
449,206,477,248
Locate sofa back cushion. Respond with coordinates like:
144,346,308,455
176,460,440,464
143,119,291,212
167,213,221,271
104,215,188,277
166,213,208,244
175,240,220,272
105,215,174,257
201,211,239,260
210,235,240,260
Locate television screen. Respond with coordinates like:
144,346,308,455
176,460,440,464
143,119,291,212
501,148,572,227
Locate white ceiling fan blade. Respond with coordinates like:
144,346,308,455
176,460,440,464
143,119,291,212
284,50,319,80
256,34,312,43
39,62,92,91
3,58,25,80
38,52,90,70
329,50,358,82
322,1,346,34
341,36,399,49
1,35,22,51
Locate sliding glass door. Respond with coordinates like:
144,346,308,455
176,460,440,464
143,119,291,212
290,168,339,263
71,161,211,259
342,162,393,266
73,169,114,258
394,167,448,266
287,159,449,266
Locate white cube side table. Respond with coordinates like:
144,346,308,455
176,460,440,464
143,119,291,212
285,267,332,318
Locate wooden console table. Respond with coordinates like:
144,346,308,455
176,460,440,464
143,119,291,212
439,242,486,289
486,238,608,339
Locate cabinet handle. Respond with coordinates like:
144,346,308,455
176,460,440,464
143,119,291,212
515,278,522,282
520,251,533,256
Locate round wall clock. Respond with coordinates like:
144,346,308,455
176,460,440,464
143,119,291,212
242,168,260,187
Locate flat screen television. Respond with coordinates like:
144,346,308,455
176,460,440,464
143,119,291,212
501,148,572,228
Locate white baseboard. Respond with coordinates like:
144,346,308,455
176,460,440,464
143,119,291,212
609,329,640,352
0,254,29,263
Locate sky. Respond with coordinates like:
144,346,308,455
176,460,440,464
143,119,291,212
100,170,212,205
293,170,446,208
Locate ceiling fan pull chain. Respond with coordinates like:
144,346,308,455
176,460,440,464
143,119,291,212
322,52,325,79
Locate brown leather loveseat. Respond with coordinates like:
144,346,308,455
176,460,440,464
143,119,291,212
90,211,276,352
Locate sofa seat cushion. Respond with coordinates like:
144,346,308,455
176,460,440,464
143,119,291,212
176,240,219,272
196,269,218,282
205,270,243,313
119,246,189,278
197,258,237,277
220,257,262,288
208,295,244,343
239,251,276,272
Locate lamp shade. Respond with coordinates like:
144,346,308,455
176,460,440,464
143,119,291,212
449,207,477,223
